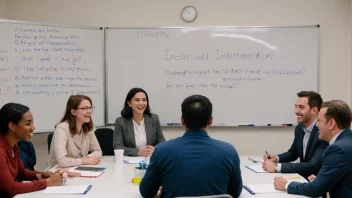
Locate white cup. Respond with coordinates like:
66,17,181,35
114,149,124,164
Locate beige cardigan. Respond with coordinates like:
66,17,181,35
45,122,102,171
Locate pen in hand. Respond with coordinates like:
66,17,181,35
265,151,271,159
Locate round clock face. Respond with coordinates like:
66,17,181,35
181,6,197,22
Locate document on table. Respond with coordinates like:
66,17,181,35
245,165,268,173
123,156,146,164
244,184,283,194
68,167,105,178
244,175,308,194
43,185,92,194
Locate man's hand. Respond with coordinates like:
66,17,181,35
263,153,277,163
308,174,316,182
154,186,162,198
262,160,277,173
274,176,288,191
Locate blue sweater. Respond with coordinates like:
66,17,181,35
140,129,243,198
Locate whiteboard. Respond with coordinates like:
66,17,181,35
0,20,105,132
106,26,319,126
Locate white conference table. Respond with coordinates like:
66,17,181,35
15,156,314,198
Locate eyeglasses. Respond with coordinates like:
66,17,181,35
76,106,94,112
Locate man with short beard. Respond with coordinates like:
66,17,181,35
262,91,328,180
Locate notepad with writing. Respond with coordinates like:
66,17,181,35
245,165,268,173
123,156,146,164
43,185,92,194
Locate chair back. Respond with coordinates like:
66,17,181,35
95,128,114,156
47,133,54,154
175,195,233,198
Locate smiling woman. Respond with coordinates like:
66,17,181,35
0,103,64,198
113,87,166,157
45,95,102,171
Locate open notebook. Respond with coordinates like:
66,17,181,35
43,185,92,194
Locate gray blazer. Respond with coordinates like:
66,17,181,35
113,113,165,156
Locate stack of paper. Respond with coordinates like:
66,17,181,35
43,185,92,194
123,156,146,164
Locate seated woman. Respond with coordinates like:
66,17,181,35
18,140,36,171
45,95,102,171
0,103,64,198
113,87,165,156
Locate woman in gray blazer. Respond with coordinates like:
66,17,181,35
113,88,165,156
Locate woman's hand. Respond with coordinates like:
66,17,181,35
82,156,101,165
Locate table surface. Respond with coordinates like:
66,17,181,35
14,156,315,198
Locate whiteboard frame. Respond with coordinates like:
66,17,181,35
0,19,107,131
105,25,320,127
0,19,102,30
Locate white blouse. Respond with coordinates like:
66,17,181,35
132,119,147,149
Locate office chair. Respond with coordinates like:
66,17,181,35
175,195,233,198
47,133,54,154
95,128,115,156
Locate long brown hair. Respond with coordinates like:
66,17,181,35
58,95,94,135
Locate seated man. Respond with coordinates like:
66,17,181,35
18,140,36,171
139,95,243,198
274,100,352,198
262,91,328,179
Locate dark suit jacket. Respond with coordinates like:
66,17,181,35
113,113,165,156
288,129,352,198
17,141,36,171
278,123,328,178
139,129,243,198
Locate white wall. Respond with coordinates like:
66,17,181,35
5,0,352,156
0,0,8,18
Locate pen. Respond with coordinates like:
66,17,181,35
265,151,271,159
238,124,255,126
248,158,258,163
243,185,255,195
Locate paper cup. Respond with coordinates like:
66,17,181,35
114,149,124,164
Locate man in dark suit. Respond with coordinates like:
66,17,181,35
139,95,243,198
262,91,328,179
274,100,352,198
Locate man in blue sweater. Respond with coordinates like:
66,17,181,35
140,94,243,198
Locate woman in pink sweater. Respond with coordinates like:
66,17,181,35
0,103,64,198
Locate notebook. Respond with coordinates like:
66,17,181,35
69,167,106,178
123,156,146,164
245,165,268,173
43,185,92,194
74,167,106,172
